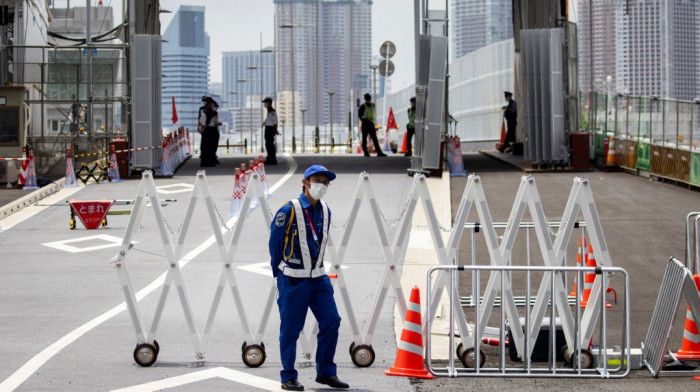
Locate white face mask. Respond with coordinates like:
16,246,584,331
308,182,328,199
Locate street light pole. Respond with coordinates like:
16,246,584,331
291,3,296,154
301,108,307,153
236,78,248,147
327,90,335,152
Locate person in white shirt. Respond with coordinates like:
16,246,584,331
263,97,280,165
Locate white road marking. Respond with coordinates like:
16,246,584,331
0,155,297,392
42,234,127,253
155,183,194,194
110,366,283,392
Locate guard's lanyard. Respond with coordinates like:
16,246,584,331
303,208,320,247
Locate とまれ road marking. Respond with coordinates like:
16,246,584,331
110,366,282,391
42,234,132,253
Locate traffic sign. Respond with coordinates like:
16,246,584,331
378,59,395,77
379,41,396,59
68,200,114,229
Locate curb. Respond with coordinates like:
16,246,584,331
0,177,66,220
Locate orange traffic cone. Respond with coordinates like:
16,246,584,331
603,137,619,171
569,236,587,297
675,274,700,360
580,244,613,308
399,131,408,154
63,147,79,188
385,286,434,379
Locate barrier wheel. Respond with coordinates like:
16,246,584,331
241,341,247,352
133,343,158,367
562,345,572,365
459,348,485,368
153,340,160,355
568,348,594,369
349,342,356,356
351,344,375,367
456,342,464,358
242,344,266,368
70,219,76,230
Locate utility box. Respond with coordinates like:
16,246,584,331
0,86,26,158
570,132,590,170
507,317,566,362
111,138,129,178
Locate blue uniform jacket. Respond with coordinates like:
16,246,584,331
269,193,331,278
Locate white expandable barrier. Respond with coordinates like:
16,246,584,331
112,170,273,367
111,169,617,372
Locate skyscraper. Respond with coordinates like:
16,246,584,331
274,0,372,128
161,5,210,130
450,0,513,60
222,50,275,110
579,0,700,100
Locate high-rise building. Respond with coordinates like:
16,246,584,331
161,5,210,131
450,0,513,60
274,0,372,128
579,0,700,100
222,49,275,110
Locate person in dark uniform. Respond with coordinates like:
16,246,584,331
358,93,387,157
212,100,222,164
263,97,279,165
405,96,416,156
198,96,218,167
269,165,349,391
499,91,518,153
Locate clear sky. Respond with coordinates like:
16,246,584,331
158,0,417,91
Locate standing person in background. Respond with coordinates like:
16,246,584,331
212,100,222,165
263,97,279,165
405,96,416,156
198,96,218,167
499,91,518,153
358,93,387,158
269,165,349,391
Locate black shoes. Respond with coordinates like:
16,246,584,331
377,152,387,157
281,378,304,391
315,375,349,389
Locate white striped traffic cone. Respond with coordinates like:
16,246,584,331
258,154,271,198
228,168,244,217
63,148,79,188
17,146,28,188
108,145,124,182
23,149,39,190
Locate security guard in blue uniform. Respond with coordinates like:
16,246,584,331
269,165,349,391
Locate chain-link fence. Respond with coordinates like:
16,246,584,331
582,90,700,186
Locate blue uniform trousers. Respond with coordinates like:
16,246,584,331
276,274,341,382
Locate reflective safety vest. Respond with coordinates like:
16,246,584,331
278,198,330,278
408,106,415,128
361,103,375,122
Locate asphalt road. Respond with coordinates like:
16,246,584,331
1,151,699,391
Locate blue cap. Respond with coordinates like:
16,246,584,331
304,165,336,181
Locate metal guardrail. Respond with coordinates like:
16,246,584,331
426,264,630,378
460,221,587,308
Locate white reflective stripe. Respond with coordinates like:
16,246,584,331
407,301,421,314
286,258,302,265
290,199,311,268
398,340,424,356
403,320,422,334
280,264,326,279
317,201,330,263
683,328,700,344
